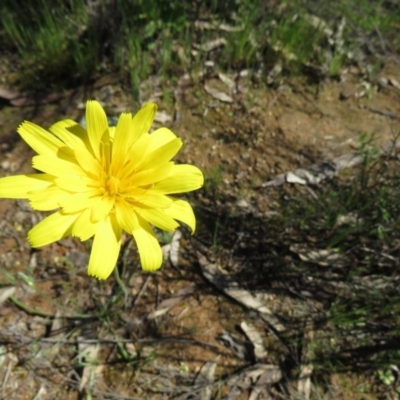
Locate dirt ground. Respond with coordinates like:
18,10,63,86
0,60,400,399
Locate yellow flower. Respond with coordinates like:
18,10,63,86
0,101,203,279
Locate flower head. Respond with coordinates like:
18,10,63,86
0,101,203,279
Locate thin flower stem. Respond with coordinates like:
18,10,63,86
113,266,128,304
9,296,98,319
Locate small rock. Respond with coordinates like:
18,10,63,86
389,77,400,90
237,199,249,208
1,160,10,170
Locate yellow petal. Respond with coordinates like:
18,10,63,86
32,155,84,177
115,200,163,271
0,174,53,198
118,133,153,180
147,127,177,152
90,196,114,223
125,189,172,208
49,119,81,147
51,120,100,174
164,199,196,232
28,211,79,247
74,140,102,176
138,138,182,171
56,146,76,163
151,165,204,194
128,102,157,147
29,185,70,211
115,198,139,234
132,215,163,271
55,174,96,192
66,122,92,149
71,208,98,241
86,100,109,160
87,214,122,280
122,128,177,176
18,121,64,156
126,162,174,187
111,113,133,171
60,190,100,213
136,208,179,232
109,127,116,140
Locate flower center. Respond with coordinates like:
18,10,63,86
106,176,120,196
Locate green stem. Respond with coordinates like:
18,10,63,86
9,296,98,320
